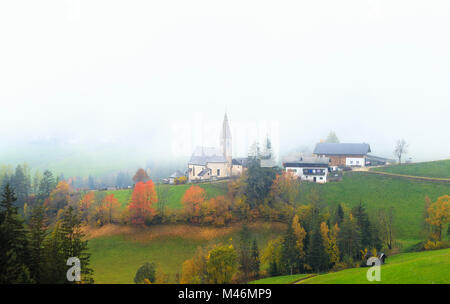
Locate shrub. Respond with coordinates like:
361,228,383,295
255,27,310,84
134,262,156,284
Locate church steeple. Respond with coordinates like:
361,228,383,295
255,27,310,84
220,112,232,164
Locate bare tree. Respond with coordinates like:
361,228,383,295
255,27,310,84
393,139,408,164
377,207,395,250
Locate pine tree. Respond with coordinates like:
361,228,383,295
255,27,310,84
352,202,372,249
307,220,329,272
336,204,344,225
338,213,362,261
38,170,55,199
280,218,301,275
250,239,260,279
28,204,48,283
237,223,252,282
0,184,33,283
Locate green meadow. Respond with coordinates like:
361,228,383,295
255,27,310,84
299,172,450,241
299,248,449,284
371,159,450,179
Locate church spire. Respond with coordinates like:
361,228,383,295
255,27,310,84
220,112,232,163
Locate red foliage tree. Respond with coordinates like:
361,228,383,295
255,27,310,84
133,168,150,183
128,180,158,225
181,185,206,223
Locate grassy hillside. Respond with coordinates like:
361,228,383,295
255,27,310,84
299,172,450,241
299,248,449,284
105,181,228,210
371,159,450,179
88,222,285,284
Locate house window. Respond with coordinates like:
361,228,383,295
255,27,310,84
217,169,220,176
320,177,323,180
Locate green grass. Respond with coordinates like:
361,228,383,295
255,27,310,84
248,274,310,284
88,223,284,283
299,248,450,284
299,172,450,240
104,182,228,210
372,159,450,179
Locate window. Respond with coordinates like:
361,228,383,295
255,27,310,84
217,169,220,176
320,177,323,180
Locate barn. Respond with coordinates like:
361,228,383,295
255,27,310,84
313,143,371,167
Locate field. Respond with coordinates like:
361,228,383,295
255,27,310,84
88,222,286,284
371,159,450,179
299,248,450,284
105,181,228,210
248,274,310,284
299,172,450,241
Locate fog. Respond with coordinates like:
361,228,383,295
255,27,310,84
1,1,449,176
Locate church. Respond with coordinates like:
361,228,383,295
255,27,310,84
187,113,244,182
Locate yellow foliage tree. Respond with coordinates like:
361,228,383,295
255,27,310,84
426,195,450,241
292,215,306,259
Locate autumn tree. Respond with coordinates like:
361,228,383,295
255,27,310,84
46,181,71,216
267,172,300,219
206,244,239,284
180,246,208,284
320,222,340,267
95,194,121,226
128,180,158,226
338,213,362,261
261,237,283,276
78,191,95,223
181,185,206,223
426,195,450,241
133,168,150,183
292,215,307,267
201,195,233,226
134,262,156,284
376,207,395,250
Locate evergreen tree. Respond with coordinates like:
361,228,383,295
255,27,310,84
28,204,48,283
307,221,329,272
0,184,33,283
11,165,30,208
338,213,362,261
280,218,301,275
250,239,260,279
336,204,344,225
352,202,372,249
237,223,252,281
38,170,55,199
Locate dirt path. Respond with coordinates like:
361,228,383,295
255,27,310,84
291,274,317,284
363,170,450,183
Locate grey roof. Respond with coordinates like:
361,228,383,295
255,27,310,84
197,168,211,177
283,156,330,168
232,157,250,167
188,146,227,165
314,143,371,156
169,170,185,178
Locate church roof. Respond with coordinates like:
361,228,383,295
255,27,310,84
221,113,232,140
188,146,227,165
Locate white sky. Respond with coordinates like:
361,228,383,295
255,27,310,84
1,0,449,166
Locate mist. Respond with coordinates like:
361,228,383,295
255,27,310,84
1,0,449,177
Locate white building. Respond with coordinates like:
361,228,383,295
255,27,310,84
283,156,330,183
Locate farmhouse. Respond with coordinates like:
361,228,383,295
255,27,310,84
313,142,371,167
283,156,330,183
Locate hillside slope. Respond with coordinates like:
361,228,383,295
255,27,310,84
371,159,450,179
299,248,449,284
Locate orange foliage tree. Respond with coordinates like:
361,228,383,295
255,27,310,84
96,194,121,225
128,180,158,225
78,191,95,222
201,196,233,227
182,185,206,223
46,181,71,214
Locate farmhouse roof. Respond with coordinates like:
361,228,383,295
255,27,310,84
283,156,330,168
188,146,227,165
313,143,371,156
232,157,250,167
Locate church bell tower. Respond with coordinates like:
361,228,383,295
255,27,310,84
220,113,232,168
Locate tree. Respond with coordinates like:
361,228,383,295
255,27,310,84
38,170,56,199
181,185,206,223
267,172,300,217
128,180,158,225
237,223,252,282
201,196,233,227
134,262,156,284
95,194,120,226
11,164,31,207
325,131,339,143
32,170,42,195
0,184,32,283
352,202,372,249
206,244,238,284
28,204,48,283
78,191,95,223
250,239,260,279
280,218,301,275
157,184,169,221
59,206,94,283
261,237,283,276
393,139,408,164
426,195,450,241
307,220,329,272
46,181,71,216
335,204,344,226
376,207,395,250
292,215,306,263
338,213,362,261
133,168,149,183
245,158,277,208
180,246,208,284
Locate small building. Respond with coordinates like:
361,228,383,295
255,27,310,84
188,147,230,182
169,170,185,184
313,143,371,167
283,156,330,183
231,158,250,176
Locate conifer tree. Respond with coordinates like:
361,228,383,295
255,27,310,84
307,220,329,272
280,218,301,275
28,204,48,283
0,184,33,283
250,239,260,279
